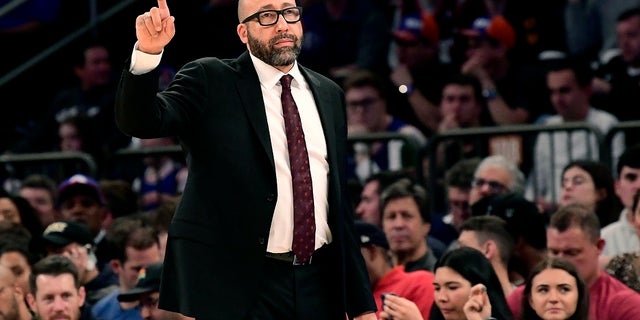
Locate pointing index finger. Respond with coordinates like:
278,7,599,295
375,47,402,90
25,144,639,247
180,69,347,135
470,284,486,296
158,0,169,11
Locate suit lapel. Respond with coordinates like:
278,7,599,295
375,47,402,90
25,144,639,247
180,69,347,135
234,52,276,170
301,67,338,165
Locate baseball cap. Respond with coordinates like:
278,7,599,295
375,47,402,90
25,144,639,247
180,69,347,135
42,221,94,246
57,174,105,206
354,221,389,250
392,12,439,45
459,16,515,49
118,262,163,302
471,193,547,249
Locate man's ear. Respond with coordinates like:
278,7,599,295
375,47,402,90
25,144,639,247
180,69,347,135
26,292,36,312
237,24,248,44
483,240,496,260
110,259,122,274
78,286,86,307
596,238,606,254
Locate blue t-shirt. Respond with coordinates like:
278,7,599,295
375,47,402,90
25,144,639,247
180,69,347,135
91,289,142,320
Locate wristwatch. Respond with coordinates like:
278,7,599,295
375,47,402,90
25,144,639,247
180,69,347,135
482,87,498,100
398,84,414,95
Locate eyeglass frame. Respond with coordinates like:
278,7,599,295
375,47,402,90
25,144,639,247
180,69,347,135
471,177,508,193
241,6,303,26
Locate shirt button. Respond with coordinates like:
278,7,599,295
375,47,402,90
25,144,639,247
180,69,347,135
258,237,265,245
266,193,275,202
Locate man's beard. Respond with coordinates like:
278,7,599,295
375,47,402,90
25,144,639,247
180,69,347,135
248,32,301,66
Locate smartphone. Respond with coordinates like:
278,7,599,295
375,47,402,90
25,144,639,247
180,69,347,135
381,292,398,306
381,293,398,320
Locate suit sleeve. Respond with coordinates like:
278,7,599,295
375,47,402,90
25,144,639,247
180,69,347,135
114,59,208,139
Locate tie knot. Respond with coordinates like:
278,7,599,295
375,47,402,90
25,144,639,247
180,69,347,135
280,74,293,90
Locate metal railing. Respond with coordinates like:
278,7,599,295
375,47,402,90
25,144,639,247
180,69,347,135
347,132,423,184
0,151,97,183
1,121,639,214
419,122,608,214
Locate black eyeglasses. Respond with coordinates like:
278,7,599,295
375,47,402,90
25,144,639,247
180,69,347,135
242,6,303,26
471,177,508,193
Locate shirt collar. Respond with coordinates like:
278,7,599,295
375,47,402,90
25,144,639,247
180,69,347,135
248,52,304,90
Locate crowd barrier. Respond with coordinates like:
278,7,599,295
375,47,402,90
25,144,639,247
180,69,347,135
418,122,608,213
1,121,639,215
0,151,98,184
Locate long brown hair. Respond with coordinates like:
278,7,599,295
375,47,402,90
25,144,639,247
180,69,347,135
520,257,589,320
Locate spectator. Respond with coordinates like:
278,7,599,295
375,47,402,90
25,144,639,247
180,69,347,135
388,11,456,136
379,247,514,320
0,220,37,296
601,144,640,260
605,188,640,293
469,155,525,206
57,174,113,269
354,170,446,258
458,15,550,125
526,57,624,212
355,221,434,319
520,257,589,320
506,203,640,319
430,157,480,247
564,0,640,62
0,263,32,320
558,160,621,229
41,220,118,305
57,115,108,178
131,137,187,212
592,7,640,147
91,215,161,320
117,262,194,320
355,170,413,228
26,255,87,320
149,197,179,261
457,215,515,296
10,40,130,156
344,70,427,183
431,74,512,187
18,174,59,229
381,178,437,271
470,193,548,289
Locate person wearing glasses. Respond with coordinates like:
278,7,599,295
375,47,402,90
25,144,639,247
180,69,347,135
468,155,526,206
113,0,377,319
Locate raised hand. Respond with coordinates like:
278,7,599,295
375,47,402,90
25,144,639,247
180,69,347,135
463,284,492,320
379,294,424,320
135,0,175,54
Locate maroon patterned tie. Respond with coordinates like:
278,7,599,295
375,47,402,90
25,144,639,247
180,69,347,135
280,74,315,264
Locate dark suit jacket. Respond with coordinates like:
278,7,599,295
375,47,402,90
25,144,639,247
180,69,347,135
114,51,375,318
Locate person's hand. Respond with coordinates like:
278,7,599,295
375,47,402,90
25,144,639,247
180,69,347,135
135,0,175,54
463,284,492,320
379,294,424,320
461,54,490,83
390,64,413,87
437,113,460,133
62,244,90,276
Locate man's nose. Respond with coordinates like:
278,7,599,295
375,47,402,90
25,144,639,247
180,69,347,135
275,14,289,32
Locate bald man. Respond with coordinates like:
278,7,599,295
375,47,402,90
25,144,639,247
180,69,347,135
113,0,376,318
